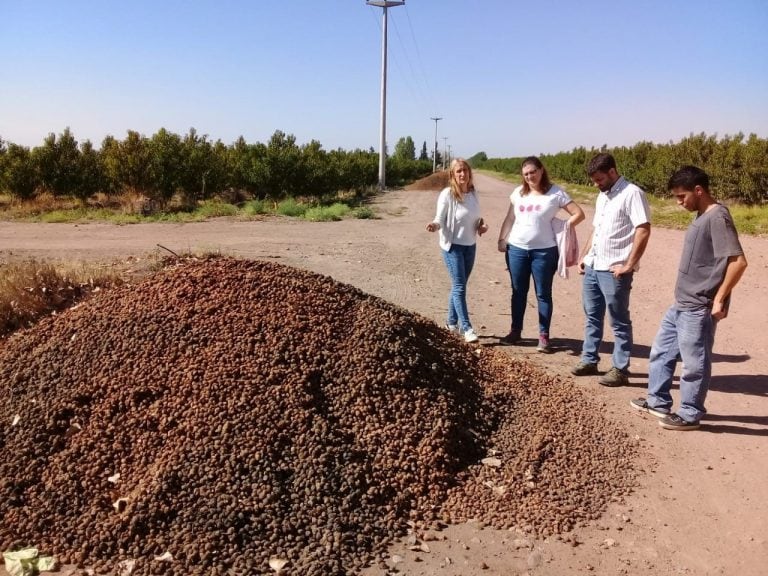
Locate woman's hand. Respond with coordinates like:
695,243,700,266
477,218,489,236
497,239,507,253
426,222,440,232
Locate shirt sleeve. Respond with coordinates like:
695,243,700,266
554,186,572,207
710,208,744,259
433,188,450,225
626,187,651,227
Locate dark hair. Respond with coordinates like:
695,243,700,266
520,156,552,196
667,165,710,192
587,152,617,176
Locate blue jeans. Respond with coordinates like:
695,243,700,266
505,244,558,335
646,305,716,423
441,243,476,332
580,265,634,371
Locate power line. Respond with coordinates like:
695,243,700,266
403,4,438,113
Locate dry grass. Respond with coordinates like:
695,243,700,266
0,259,126,337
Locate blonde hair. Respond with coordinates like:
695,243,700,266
449,158,475,202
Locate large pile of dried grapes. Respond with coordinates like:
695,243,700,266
0,257,636,575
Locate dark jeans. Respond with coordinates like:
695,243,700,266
505,244,558,335
441,243,476,332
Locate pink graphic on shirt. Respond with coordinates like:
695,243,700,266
519,205,525,212
535,205,542,211
526,205,533,212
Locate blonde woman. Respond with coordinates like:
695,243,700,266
427,158,489,343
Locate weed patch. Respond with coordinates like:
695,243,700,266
0,260,124,337
304,203,350,222
276,198,307,217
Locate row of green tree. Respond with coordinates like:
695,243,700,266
471,132,768,204
0,129,433,205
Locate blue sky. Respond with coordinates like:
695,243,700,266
1,0,766,158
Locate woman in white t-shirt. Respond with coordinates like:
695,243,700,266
496,156,585,352
427,158,489,343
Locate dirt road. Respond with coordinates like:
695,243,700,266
1,172,766,575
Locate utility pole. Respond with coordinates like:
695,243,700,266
447,144,452,166
367,0,405,189
442,137,448,170
430,116,442,172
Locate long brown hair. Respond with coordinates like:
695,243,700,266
449,158,475,202
520,156,552,196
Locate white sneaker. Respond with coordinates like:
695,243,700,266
445,323,459,334
463,328,479,343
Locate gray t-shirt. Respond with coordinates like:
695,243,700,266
675,204,744,310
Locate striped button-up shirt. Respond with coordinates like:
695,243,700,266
583,176,650,271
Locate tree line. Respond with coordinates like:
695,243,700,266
0,128,433,206
471,132,768,204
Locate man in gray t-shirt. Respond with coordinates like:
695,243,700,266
630,166,748,430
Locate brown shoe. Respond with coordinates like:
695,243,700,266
598,367,630,387
571,362,598,376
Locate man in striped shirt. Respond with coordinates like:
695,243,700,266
571,153,651,386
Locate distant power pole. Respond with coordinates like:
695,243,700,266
442,137,448,170
447,144,452,166
430,116,442,172
367,0,405,190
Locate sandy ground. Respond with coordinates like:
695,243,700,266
1,172,766,576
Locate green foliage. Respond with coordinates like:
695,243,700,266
177,128,229,205
394,136,416,161
195,200,239,219
101,131,153,194
76,140,105,203
386,158,432,187
474,133,768,204
1,144,39,200
303,203,350,222
467,151,488,166
354,206,376,219
0,128,439,207
32,128,82,197
241,199,270,216
147,128,183,204
276,197,307,217
419,141,429,161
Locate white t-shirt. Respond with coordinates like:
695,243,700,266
506,184,572,249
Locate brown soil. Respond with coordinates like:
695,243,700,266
405,170,449,191
1,172,766,576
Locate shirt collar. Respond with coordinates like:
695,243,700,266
604,176,627,197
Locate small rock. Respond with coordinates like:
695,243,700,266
527,551,543,569
512,538,532,549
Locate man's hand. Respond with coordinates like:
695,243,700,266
609,263,633,278
711,300,729,320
